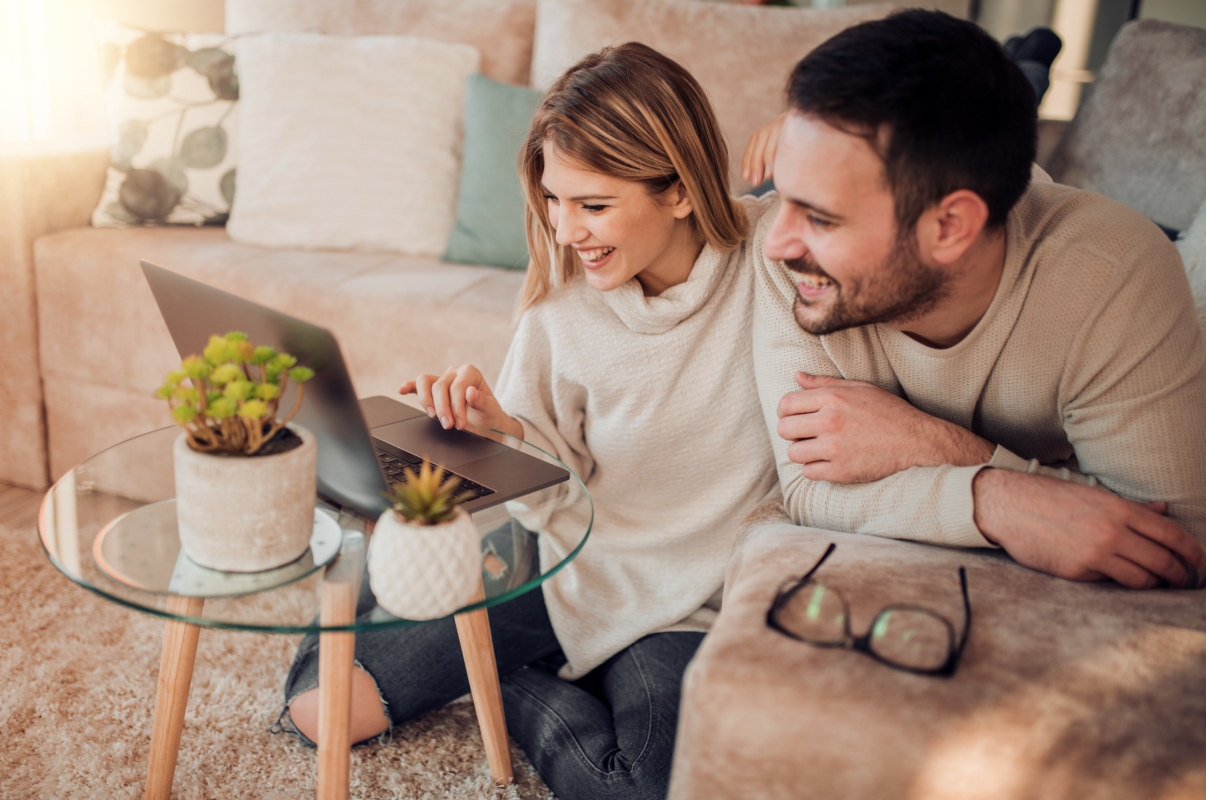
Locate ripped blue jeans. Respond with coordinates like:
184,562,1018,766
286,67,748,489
278,565,703,800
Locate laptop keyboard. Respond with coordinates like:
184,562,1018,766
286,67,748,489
375,448,495,499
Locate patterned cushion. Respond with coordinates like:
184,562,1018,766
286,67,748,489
91,20,238,227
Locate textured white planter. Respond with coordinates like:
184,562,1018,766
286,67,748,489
368,508,480,620
173,424,317,572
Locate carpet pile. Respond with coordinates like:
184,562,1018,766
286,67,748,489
0,513,555,799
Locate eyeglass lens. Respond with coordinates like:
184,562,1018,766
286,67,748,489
867,607,951,672
776,580,953,672
776,582,847,643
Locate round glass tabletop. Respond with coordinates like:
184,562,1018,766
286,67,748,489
38,425,592,633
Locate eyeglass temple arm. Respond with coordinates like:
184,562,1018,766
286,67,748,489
954,566,971,658
808,543,838,579
767,543,838,630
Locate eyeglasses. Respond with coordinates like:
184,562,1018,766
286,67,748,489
767,543,971,677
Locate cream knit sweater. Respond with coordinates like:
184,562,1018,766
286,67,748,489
751,180,1206,585
496,195,780,680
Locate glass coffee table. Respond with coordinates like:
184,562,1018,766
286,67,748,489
38,425,591,800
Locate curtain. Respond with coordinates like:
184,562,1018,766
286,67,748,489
0,0,105,145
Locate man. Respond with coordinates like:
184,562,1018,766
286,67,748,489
751,10,1206,589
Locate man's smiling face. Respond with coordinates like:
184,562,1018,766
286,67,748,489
763,112,950,336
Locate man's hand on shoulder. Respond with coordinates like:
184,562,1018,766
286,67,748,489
973,468,1206,589
776,372,995,483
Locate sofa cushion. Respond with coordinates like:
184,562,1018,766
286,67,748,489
226,0,537,86
442,74,543,270
90,21,239,226
1047,20,1206,232
670,504,1206,800
530,0,897,193
35,227,523,478
227,33,480,257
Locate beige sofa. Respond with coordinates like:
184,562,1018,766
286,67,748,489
0,0,951,491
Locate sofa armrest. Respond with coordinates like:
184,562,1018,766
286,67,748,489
0,138,109,488
3,139,110,235
675,510,1206,799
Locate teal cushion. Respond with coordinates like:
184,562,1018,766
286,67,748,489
442,74,542,270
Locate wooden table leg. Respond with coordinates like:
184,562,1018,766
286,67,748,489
144,595,205,800
455,577,514,785
317,531,365,800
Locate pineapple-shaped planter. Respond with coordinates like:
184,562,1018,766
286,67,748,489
368,462,480,620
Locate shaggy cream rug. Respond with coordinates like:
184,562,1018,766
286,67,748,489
0,513,555,800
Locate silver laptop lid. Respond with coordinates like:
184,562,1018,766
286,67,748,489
141,261,392,517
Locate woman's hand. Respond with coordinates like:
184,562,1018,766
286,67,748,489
399,365,524,440
741,112,788,186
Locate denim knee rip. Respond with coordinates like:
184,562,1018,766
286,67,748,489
269,658,393,748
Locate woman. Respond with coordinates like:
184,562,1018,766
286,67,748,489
282,42,781,800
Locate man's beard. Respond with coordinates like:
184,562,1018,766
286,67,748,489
787,234,950,336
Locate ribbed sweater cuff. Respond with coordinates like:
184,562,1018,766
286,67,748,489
941,464,998,549
988,444,1036,473
988,445,1098,487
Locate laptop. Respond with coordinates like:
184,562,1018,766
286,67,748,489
141,261,570,519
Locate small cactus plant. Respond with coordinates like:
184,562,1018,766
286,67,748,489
386,461,472,525
156,331,315,455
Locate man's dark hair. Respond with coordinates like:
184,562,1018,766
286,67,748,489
787,10,1037,231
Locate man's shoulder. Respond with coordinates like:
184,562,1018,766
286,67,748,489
1008,181,1197,365
1012,181,1183,287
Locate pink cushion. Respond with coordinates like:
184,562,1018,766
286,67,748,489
226,0,538,85
530,0,898,192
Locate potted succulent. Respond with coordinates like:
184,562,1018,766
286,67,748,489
368,461,479,620
156,331,317,572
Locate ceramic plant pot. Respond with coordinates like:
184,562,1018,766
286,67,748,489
367,507,480,620
173,423,317,572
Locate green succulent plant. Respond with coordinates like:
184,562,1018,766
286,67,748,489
386,461,472,525
156,331,315,455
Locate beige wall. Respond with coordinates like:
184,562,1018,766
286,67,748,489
1142,0,1206,29
978,0,1057,40
90,0,224,32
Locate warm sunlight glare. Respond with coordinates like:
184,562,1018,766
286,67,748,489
0,0,103,145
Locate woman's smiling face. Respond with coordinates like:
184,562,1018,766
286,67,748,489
541,143,701,296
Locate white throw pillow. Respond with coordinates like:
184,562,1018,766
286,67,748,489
227,33,481,256
1177,197,1206,335
91,20,239,226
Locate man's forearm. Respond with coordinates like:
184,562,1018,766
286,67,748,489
778,461,995,549
912,412,996,471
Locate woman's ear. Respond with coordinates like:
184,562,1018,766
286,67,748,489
670,180,694,220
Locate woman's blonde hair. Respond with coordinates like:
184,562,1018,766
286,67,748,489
517,42,747,313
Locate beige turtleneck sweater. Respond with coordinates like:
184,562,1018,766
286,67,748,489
751,179,1206,586
496,195,780,679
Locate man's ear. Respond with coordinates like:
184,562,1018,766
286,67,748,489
670,181,695,220
916,190,989,265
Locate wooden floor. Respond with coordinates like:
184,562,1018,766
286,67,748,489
0,482,46,530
